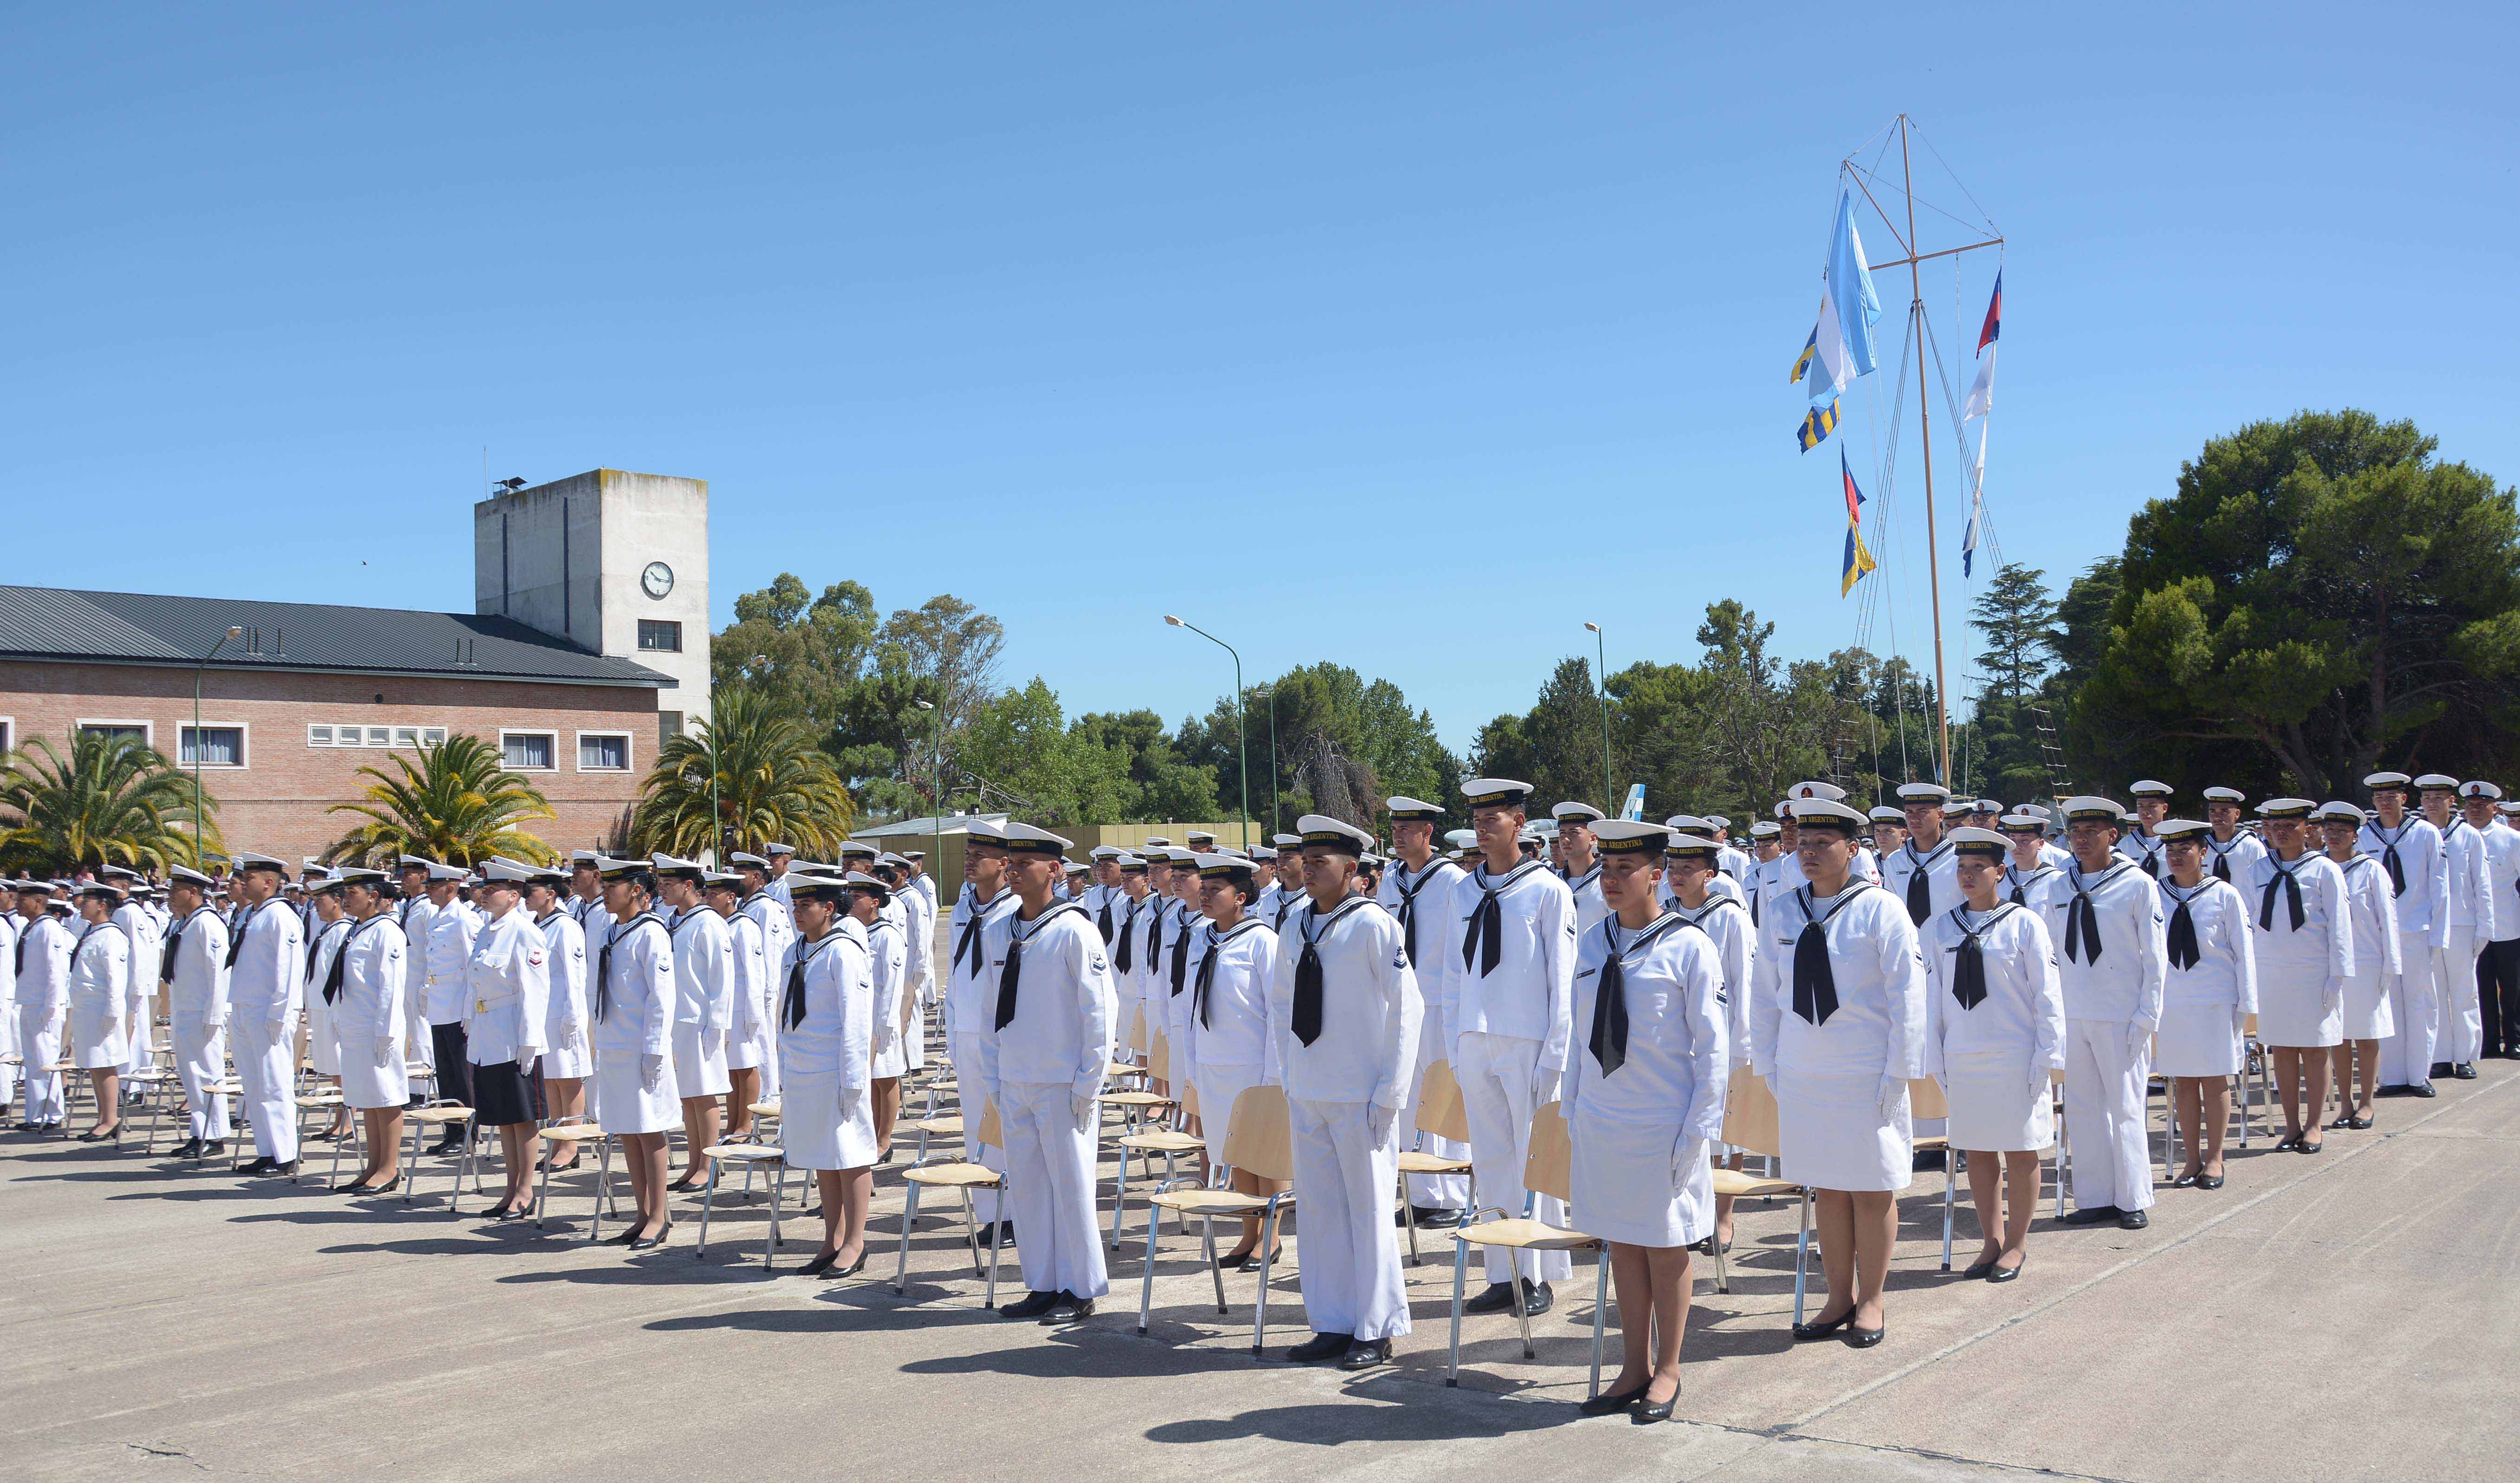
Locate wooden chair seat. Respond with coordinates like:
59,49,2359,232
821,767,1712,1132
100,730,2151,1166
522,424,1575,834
1710,1168,1802,1199
1912,1134,1949,1153
1397,1150,1473,1175
539,1124,607,1142
747,1101,781,1117
1453,1217,1601,1253
910,1116,964,1138
702,1143,784,1163
409,1107,472,1127
297,1092,347,1108
1100,1091,1174,1111
1119,1128,1203,1154
1104,1059,1144,1079
1150,1187,1273,1217
902,1161,1002,1189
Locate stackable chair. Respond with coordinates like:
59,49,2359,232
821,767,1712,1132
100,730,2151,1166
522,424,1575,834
1706,1070,1817,1319
1110,1087,1202,1248
1396,1060,1476,1266
1444,1102,1610,1397
894,1100,1008,1307
1906,1077,1959,1270
403,1100,485,1211
1134,1084,1297,1354
695,1131,790,1269
126,1067,183,1154
532,1115,612,1234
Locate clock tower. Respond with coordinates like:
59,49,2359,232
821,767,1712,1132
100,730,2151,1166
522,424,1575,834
474,468,712,735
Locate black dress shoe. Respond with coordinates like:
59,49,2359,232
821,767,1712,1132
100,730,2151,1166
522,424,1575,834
2170,1171,2200,1189
2430,1061,2455,1078
2343,1114,2373,1130
601,1225,642,1245
201,1140,224,1157
1634,1386,1678,1424
1520,1281,1554,1317
1286,1331,1353,1363
169,1138,203,1159
1960,1259,1996,1279
427,1138,467,1158
2455,1063,2479,1080
1039,1291,1095,1324
627,1220,674,1251
799,1250,840,1276
2196,1172,2226,1190
2059,1205,2121,1225
1986,1258,2023,1283
1462,1281,1521,1315
1845,1322,1885,1348
2411,1081,2438,1098
2273,1134,2303,1151
2297,1137,2324,1154
239,1156,277,1176
1793,1310,1854,1341
481,1199,517,1219
994,1220,1018,1247
339,1178,400,1196
1578,1382,1649,1417
2117,1209,2149,1230
267,1159,299,1177
666,1173,705,1192
1412,1206,1465,1230
998,1290,1060,1320
824,1250,870,1281
1337,1339,1390,1370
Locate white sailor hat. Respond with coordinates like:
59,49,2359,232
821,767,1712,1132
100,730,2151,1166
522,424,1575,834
997,822,1074,857
398,854,440,872
1947,826,2011,859
2458,780,2503,801
649,852,707,880
1998,812,2049,833
1296,814,1373,855
2129,779,2175,799
1748,821,1781,839
2311,801,2365,824
728,850,771,868
835,840,877,861
98,864,143,882
423,861,468,882
1268,834,1302,850
332,866,389,887
1587,820,1666,855
1066,860,1091,875
1249,845,1278,861
841,869,891,894
74,877,126,900
1789,799,1865,832
1706,815,1732,829
1141,836,1173,849
593,854,651,881
1443,829,1477,850
702,870,743,888
2255,797,2317,818
1461,778,1534,810
764,842,796,856
167,865,216,888
1551,801,1605,824
1773,800,1793,819
2362,771,2411,790
1117,853,1148,871
1662,813,1712,832
1088,845,1127,861
1662,832,1723,861
571,848,603,864
903,850,925,861
2152,817,2211,843
2200,786,2247,804
963,820,1007,844
1784,780,1846,802
1386,797,1444,823
877,852,913,869
1896,782,1951,803
1968,798,2004,814
232,850,289,874
523,861,568,885
1868,805,1907,823
2413,773,2460,791
2059,796,2125,824
1193,851,1259,882
1357,852,1384,869
784,870,851,902
2500,802,2520,817
1184,830,1218,847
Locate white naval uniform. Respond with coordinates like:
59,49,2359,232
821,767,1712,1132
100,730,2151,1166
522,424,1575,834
864,913,909,1081
0,912,18,1106
976,901,1117,1299
1881,838,1963,930
738,891,794,1092
2154,878,2257,1076
1154,895,1204,1087
1563,863,1608,940
68,919,132,1070
2246,852,2352,1049
1748,884,1926,1192
721,908,775,1094
2117,829,2169,881
943,886,1019,1219
1922,904,2064,1152
667,905,733,1098
893,878,934,1071
13,914,73,1124
1565,913,1728,1246
1107,887,1153,1055
1379,856,1469,1213
778,919,877,1170
1431,859,1577,1285
2005,862,2067,912
335,915,410,1109
423,902,481,1089
162,908,232,1138
111,899,160,1081
462,906,550,1119
2437,816,2495,1065
535,909,592,1079
2204,829,2268,887
227,899,307,1161
302,918,350,1075
1184,916,1279,1169
2463,819,2520,1061
591,911,679,1133
2333,854,2402,1041
396,896,439,1065
2360,815,2446,1085
1666,894,1755,1074
1752,848,1882,932
2039,861,2165,1214
1267,895,1420,1342
1717,844,1754,886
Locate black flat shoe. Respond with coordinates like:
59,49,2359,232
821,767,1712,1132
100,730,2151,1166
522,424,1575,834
2410,1082,2438,1098
1578,1382,1650,1417
2297,1137,2324,1154
799,1250,840,1276
76,1125,123,1143
1634,1382,1679,1423
666,1174,705,1192
2170,1170,2200,1189
480,1200,517,1219
823,1250,870,1281
2196,1172,2226,1190
2060,1205,2122,1226
169,1139,203,1159
1845,1322,1885,1348
998,1290,1059,1320
1411,1206,1464,1230
1960,1259,1996,1279
1519,1281,1554,1317
601,1226,643,1245
2272,1134,2302,1152
2344,1114,2373,1130
2454,1063,2479,1080
1337,1339,1391,1371
627,1220,674,1251
1286,1331,1353,1363
1986,1258,2023,1283
343,1178,400,1197
1793,1311,1854,1341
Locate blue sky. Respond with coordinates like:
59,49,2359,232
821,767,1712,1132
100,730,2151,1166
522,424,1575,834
9,4,2515,753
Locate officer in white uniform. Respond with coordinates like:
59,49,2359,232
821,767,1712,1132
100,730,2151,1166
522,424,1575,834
2039,799,2166,1230
778,870,878,1277
846,871,908,1156
1185,851,1284,1265
879,852,932,1073
1552,802,1609,937
158,868,231,1154
763,843,798,913
418,860,481,1150
463,860,551,1217
1378,796,1469,1227
2317,801,2402,1131
300,874,355,1142
2117,781,2175,878
103,867,160,1098
0,881,19,1120
2420,775,2491,1080
1107,853,1155,1061
697,871,772,1144
1656,833,1754,1247
525,865,592,1159
1154,847,1208,1091
944,822,1018,1227
2200,787,2268,883
976,824,1116,1324
1431,779,1577,1318
2472,788,2520,1063
11,881,73,1132
391,857,438,1079
67,881,133,1140
734,851,795,1098
226,852,307,1175
331,869,409,1192
2357,772,2445,1096
2000,813,2066,909
2247,799,2354,1153
567,850,607,930
1267,815,1420,1371
653,854,732,1190
1880,783,1962,928
590,856,679,1250
2149,819,2255,1190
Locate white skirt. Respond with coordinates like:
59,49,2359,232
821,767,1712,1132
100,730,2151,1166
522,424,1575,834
672,1022,732,1098
725,1017,770,1071
1569,1116,1711,1247
2258,970,2343,1049
1943,1053,2054,1153
305,991,341,1075
2155,1002,2244,1076
541,1023,592,1081
340,1041,410,1110
70,998,128,1070
1191,1062,1264,1167
2339,969,2395,1041
594,1049,682,1134
1778,1068,1913,1192
779,1075,878,1171
870,1023,907,1081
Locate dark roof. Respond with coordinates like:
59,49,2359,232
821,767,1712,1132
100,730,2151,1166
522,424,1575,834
0,586,674,689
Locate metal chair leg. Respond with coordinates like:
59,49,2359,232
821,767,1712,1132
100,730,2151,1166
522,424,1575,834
590,1138,612,1244
1446,1237,1468,1386
982,1186,1006,1309
1791,1190,1813,1327
1251,1203,1283,1356
893,1178,923,1294
1136,1198,1162,1333
1586,1246,1608,1401
696,1163,719,1259
762,1170,781,1272
1941,1149,1957,1272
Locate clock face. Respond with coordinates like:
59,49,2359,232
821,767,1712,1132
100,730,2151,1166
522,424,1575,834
641,561,675,599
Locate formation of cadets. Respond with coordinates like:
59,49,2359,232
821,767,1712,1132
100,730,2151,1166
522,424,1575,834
4,766,2511,1422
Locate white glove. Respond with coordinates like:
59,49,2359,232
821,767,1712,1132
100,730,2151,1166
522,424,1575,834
2321,978,2343,1016
375,1037,394,1069
268,1012,287,1035
703,1027,723,1057
2232,1006,2250,1038
1532,1064,1562,1106
1367,1101,1399,1147
562,1018,582,1043
641,1053,666,1091
1070,1090,1097,1132
208,1013,227,1034
2127,1021,2154,1061
1876,1075,1905,1121
1671,1135,1706,1183
840,1086,867,1123
2028,1066,2052,1104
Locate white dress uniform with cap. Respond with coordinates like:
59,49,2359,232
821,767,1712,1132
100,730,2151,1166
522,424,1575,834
303,911,349,1076
2432,784,2495,1066
14,903,74,1125
68,904,132,1072
227,879,308,1162
864,889,909,1081
1268,815,1421,1343
945,838,1019,1222
462,892,550,1126
2152,828,2258,1077
110,885,160,1081
1106,872,1153,1050
2036,802,2166,1216
975,825,1117,1301
1882,785,1966,933
1553,802,1611,939
886,855,933,1071
1922,834,2066,1153
2116,782,2176,880
2247,804,2354,1050
1379,798,1470,1216
738,876,793,1095
1151,857,1205,1088
1430,779,1578,1288
720,897,775,1083
1185,888,1280,1168
778,907,878,1171
2318,807,2402,1043
1565,823,1730,1247
591,868,680,1134
662,866,734,1100
162,891,232,1140
2469,798,2520,1061
335,907,411,1110
1748,801,1928,1192
536,900,592,1080
2358,781,2446,1087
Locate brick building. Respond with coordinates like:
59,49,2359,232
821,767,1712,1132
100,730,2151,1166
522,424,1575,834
0,468,710,863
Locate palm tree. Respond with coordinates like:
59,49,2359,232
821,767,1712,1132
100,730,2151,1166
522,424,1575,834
0,732,221,873
632,685,855,859
322,734,558,867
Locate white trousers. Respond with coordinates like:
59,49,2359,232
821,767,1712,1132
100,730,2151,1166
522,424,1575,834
949,1031,1006,1223
1289,1096,1410,1341
2378,932,2440,1086
123,988,156,1078
234,1014,299,1161
1000,1080,1107,1298
17,1007,65,1123
172,1014,231,1140
1,994,17,1100
1454,1031,1571,1283
2063,1017,2153,1213
2441,930,2485,1064
1403,1016,1467,1211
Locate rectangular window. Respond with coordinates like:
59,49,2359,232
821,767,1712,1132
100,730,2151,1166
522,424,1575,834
76,719,153,746
577,732,630,771
637,619,682,653
421,727,447,747
307,725,334,746
180,726,246,768
364,726,392,747
393,727,420,748
337,720,367,745
502,731,556,771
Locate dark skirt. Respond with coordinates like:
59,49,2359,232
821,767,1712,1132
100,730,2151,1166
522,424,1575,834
469,1060,542,1128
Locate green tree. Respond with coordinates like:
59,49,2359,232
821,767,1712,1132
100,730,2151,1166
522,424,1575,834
1697,600,1836,808
0,732,221,873
1969,563,2060,703
1605,660,1725,819
630,686,856,859
1070,710,1220,822
2067,411,2520,796
322,735,557,867
1183,664,1458,835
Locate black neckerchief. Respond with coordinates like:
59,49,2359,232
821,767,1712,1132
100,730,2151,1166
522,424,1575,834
161,905,214,984
1460,859,1549,978
1587,910,1686,1075
1195,918,1270,1028
225,898,278,968
1786,883,1872,1026
2062,860,2135,964
785,928,843,1030
2365,817,2418,896
955,888,1007,979
1114,893,1145,974
1290,896,1374,1046
2006,862,2059,907
1900,838,1952,923
597,910,666,1021
1168,896,1197,996
304,918,348,986
1942,901,2018,1010
2260,853,2312,933
1391,857,1452,965
997,901,1087,1030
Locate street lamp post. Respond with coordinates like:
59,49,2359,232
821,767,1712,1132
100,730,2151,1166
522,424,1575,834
191,625,242,865
1584,621,1614,816
916,699,941,895
1259,683,1280,837
1166,615,1249,850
